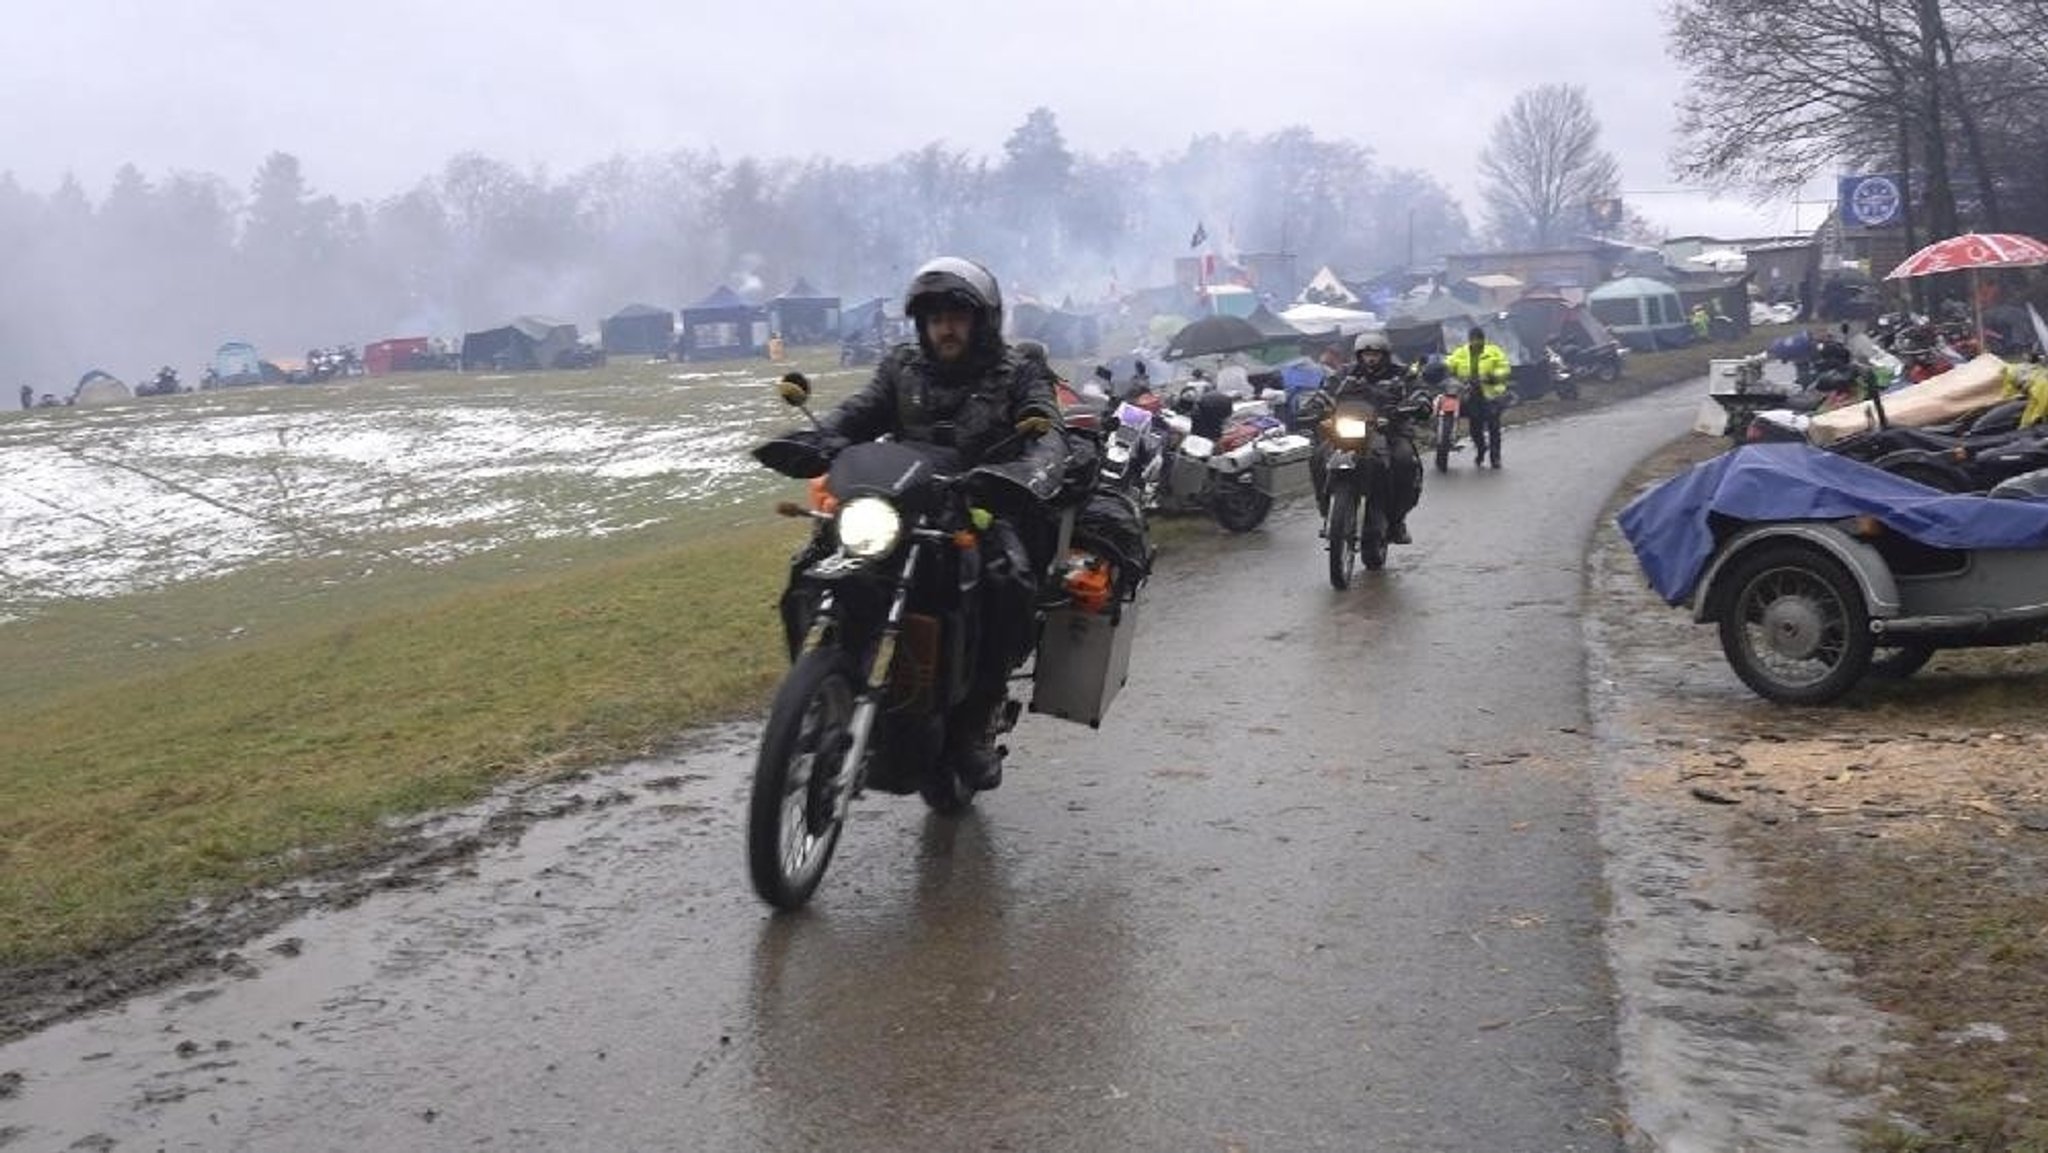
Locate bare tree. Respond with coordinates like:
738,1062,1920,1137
1477,84,1621,249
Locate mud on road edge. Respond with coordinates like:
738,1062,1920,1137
1587,434,2048,1151
0,726,756,1046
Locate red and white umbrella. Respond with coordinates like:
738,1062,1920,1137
1884,232,2048,351
1886,232,2048,279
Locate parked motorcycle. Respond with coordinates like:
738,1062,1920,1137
1552,338,1624,384
745,376,1142,909
1137,394,1312,533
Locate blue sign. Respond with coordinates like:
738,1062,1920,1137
1839,174,1904,228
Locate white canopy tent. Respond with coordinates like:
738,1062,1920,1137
1277,302,1379,337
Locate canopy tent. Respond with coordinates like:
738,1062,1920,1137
1277,302,1378,337
211,341,264,386
680,285,768,361
1684,248,1749,274
1457,273,1525,310
765,278,841,345
72,369,132,406
600,304,676,356
461,316,580,370
1586,276,1691,350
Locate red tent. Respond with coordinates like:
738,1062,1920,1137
365,337,432,375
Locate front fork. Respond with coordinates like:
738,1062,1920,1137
822,543,925,822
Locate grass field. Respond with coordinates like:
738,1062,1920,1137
0,334,1748,967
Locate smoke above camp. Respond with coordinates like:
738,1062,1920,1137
0,0,1812,398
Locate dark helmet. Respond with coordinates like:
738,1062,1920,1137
1813,337,1853,367
903,256,1003,362
1353,331,1391,356
1420,354,1448,385
1014,338,1049,364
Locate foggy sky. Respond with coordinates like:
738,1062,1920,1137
1,0,1834,238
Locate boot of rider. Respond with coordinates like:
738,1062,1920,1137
945,693,1005,791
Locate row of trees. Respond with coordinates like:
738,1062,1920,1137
0,111,1475,390
1669,0,2048,242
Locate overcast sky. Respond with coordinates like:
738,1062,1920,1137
1,0,1839,241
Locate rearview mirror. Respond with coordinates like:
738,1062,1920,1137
777,372,811,407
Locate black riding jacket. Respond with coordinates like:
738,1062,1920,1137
818,343,1070,502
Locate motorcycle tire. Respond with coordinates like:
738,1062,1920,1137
1558,379,1580,402
1597,359,1621,383
1361,498,1389,572
1211,482,1272,533
1434,414,1453,473
747,649,858,910
1327,483,1359,590
1713,541,1873,705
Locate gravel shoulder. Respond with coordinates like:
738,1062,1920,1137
1590,434,2048,1151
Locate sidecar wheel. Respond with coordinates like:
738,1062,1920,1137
1714,542,1873,704
747,650,856,910
1211,482,1272,533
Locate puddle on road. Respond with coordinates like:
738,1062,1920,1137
1583,521,1895,1152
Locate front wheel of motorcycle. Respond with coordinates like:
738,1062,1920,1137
1327,483,1359,590
1211,481,1272,533
747,649,858,910
1434,414,1453,472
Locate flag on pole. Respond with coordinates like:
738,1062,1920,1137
1189,221,1208,249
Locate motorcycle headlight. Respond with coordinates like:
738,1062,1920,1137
836,497,902,559
1334,416,1370,440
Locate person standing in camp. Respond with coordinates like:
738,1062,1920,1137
1445,325,1512,468
19,384,32,411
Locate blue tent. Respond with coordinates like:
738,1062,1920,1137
211,341,263,386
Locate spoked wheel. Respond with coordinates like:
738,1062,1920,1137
1327,484,1359,590
1714,543,1873,704
747,649,858,910
1434,414,1453,472
1597,359,1621,383
1211,481,1272,533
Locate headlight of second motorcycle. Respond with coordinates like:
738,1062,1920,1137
835,496,902,559
1334,416,1371,440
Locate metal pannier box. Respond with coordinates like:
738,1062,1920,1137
1209,441,1260,475
1252,433,1315,497
1028,600,1139,728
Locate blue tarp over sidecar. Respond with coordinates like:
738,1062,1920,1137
1618,443,2048,605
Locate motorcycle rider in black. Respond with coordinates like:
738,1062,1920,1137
804,257,1068,791
1305,331,1425,545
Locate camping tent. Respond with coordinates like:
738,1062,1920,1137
764,279,841,345
1504,294,1618,352
460,316,580,370
211,341,264,386
680,286,768,361
1587,276,1691,350
1012,299,1102,358
71,369,132,406
365,336,436,375
600,304,676,357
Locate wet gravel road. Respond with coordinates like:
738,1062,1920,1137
4,389,1709,1151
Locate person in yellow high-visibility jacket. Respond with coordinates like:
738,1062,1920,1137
1443,326,1513,468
